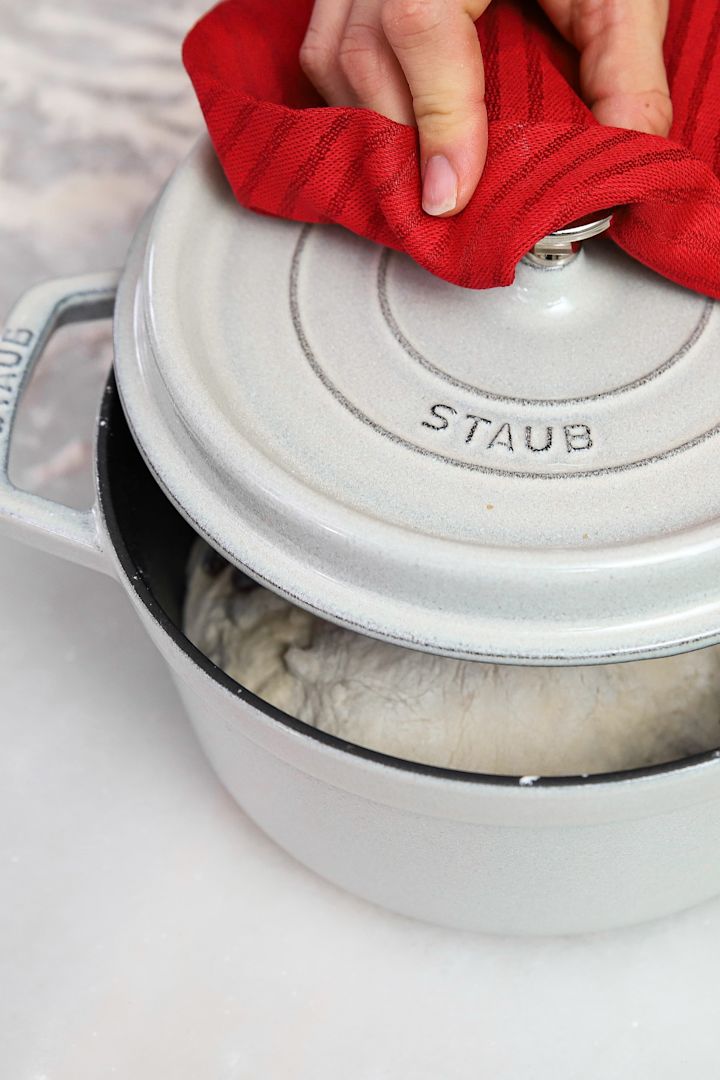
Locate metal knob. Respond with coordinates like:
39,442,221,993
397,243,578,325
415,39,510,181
523,213,613,269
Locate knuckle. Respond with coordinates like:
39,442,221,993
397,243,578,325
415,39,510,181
570,0,608,40
299,29,335,82
338,23,384,89
571,0,669,43
412,90,475,131
381,0,445,46
414,94,454,123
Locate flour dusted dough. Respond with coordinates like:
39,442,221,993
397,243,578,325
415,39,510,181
184,542,720,776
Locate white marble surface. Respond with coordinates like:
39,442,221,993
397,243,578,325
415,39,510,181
2,4,720,1078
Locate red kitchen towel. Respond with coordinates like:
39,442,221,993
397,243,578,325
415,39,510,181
183,0,720,296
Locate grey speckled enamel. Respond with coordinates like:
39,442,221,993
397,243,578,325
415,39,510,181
3,144,720,932
114,138,720,664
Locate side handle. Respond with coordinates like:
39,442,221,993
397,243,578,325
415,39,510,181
0,272,120,574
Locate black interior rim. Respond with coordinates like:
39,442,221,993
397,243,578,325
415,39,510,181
96,372,720,789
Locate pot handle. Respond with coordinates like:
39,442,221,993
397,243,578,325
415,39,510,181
0,271,120,574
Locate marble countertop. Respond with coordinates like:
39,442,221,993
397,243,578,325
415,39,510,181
2,4,720,1077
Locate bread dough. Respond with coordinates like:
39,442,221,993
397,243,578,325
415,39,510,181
183,542,720,776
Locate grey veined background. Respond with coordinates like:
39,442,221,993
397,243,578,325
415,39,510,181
0,0,206,507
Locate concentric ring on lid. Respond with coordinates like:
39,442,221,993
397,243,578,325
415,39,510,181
114,138,720,664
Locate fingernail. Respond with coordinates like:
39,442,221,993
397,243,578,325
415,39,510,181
422,155,458,216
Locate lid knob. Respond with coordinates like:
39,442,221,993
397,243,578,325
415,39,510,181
523,212,614,269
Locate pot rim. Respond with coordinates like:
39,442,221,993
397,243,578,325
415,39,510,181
97,374,720,791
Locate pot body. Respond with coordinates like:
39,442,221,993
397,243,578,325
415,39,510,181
3,248,720,936
136,607,720,935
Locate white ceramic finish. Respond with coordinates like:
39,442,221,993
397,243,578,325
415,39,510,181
5,262,720,933
0,272,118,572
6,135,720,933
114,139,720,664
137,606,720,935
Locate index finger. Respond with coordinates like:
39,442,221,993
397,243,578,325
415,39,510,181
381,0,492,216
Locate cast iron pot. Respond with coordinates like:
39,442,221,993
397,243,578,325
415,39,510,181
3,264,720,936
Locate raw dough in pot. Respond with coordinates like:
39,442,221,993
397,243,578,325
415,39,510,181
183,541,720,776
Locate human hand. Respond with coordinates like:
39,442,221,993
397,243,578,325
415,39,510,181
299,0,672,217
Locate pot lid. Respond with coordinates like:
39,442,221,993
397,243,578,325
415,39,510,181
115,137,720,664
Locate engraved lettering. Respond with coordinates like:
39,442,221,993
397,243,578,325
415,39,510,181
0,328,34,432
2,328,33,347
422,403,457,431
0,328,33,369
465,414,492,444
422,404,595,460
525,425,553,452
488,422,514,452
0,374,19,394
564,424,593,452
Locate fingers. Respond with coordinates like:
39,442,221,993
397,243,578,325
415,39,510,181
300,0,356,106
301,0,491,217
338,0,416,124
301,0,672,230
540,0,672,136
382,0,492,215
300,0,415,122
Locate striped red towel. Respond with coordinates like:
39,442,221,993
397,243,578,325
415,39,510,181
184,0,720,297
